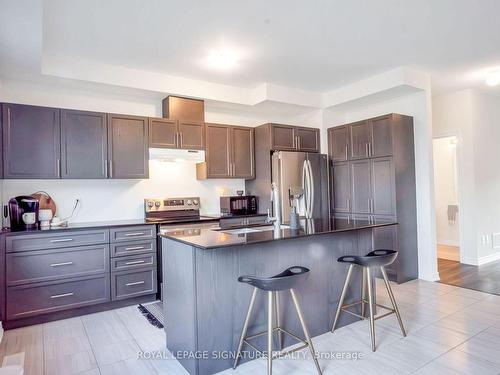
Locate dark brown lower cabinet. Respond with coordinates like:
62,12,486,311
197,123,254,179
4,225,157,324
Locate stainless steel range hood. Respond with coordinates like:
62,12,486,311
149,148,205,163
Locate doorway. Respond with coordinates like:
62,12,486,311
433,136,461,275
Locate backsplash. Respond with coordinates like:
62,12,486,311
1,160,245,225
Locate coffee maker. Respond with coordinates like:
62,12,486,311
8,196,40,231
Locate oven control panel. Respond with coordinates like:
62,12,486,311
144,197,200,212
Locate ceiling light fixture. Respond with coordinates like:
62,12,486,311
485,70,500,86
206,49,239,70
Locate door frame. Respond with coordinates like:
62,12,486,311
432,132,468,265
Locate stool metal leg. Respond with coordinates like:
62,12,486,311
267,291,274,375
290,289,322,375
380,266,407,337
274,291,283,350
361,267,367,318
233,287,258,369
331,264,354,332
366,267,376,352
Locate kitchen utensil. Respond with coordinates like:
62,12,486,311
31,191,56,216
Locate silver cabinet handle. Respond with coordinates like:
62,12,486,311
179,132,183,148
126,281,145,286
104,159,108,177
124,246,145,251
347,197,351,211
50,292,74,299
345,146,348,160
50,261,73,267
124,232,146,237
368,142,372,157
297,136,301,150
56,158,61,177
109,160,113,178
50,238,74,243
125,260,146,265
365,143,369,157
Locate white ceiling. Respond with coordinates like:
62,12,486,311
2,0,500,96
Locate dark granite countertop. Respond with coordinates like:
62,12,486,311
2,215,221,236
159,218,398,249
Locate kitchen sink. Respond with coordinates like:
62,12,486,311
214,225,289,235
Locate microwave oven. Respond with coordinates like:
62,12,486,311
220,195,258,216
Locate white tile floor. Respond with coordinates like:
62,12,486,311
1,278,500,374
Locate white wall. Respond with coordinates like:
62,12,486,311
324,90,439,281
0,78,321,223
433,137,460,246
433,89,500,264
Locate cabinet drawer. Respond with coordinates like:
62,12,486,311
111,268,157,301
6,274,110,320
7,244,109,286
111,253,156,272
6,229,109,253
110,239,156,257
110,225,156,243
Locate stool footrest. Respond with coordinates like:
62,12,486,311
242,327,309,360
339,300,396,321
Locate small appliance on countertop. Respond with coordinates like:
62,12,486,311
220,194,258,216
8,196,40,231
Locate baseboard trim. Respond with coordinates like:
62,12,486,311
418,272,440,282
477,252,500,266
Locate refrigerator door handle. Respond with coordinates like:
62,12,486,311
307,159,314,218
302,160,309,218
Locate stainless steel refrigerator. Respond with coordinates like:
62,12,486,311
270,151,330,224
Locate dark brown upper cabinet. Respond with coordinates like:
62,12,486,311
328,126,348,162
107,114,149,179
295,127,320,152
149,118,177,148
178,121,204,150
162,96,204,122
197,123,254,180
2,103,61,179
269,124,320,152
231,126,255,178
349,120,372,159
61,109,108,179
370,115,393,157
329,115,394,162
149,118,204,150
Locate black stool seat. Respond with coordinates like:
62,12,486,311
238,266,309,291
338,249,397,267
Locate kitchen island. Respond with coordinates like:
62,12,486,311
160,218,398,375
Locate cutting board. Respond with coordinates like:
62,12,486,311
31,191,57,216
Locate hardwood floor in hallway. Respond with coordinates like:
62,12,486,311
438,258,500,296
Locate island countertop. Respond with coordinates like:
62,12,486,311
159,217,398,249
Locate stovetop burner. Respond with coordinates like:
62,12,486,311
144,197,219,225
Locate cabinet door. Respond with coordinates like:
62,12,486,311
270,124,296,151
61,110,107,179
296,127,319,152
2,103,61,179
231,126,254,179
205,124,231,178
178,121,204,150
371,157,396,216
331,162,350,213
350,160,371,214
108,114,149,179
149,118,177,148
371,115,393,157
349,121,372,159
328,126,348,162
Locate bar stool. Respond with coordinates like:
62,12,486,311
233,266,322,375
331,249,406,352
